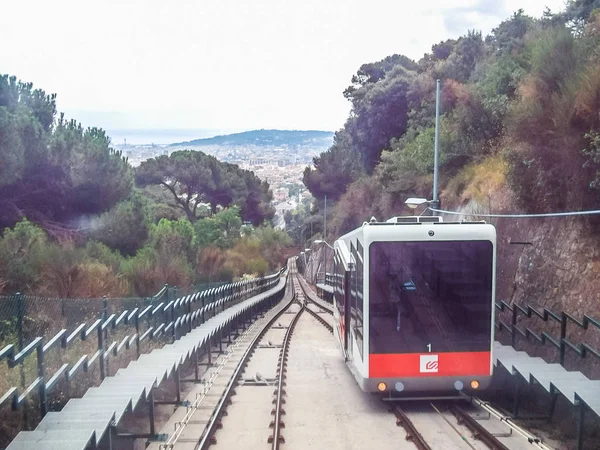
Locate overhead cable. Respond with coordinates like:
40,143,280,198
428,208,600,218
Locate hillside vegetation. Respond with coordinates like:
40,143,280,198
303,2,600,238
169,129,333,147
0,76,290,297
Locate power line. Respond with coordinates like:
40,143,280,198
428,207,600,218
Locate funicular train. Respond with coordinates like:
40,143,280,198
331,215,496,397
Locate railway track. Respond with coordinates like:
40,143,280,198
150,269,553,450
296,275,554,450
150,264,334,450
393,399,554,450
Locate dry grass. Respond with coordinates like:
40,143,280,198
444,153,508,207
573,63,600,130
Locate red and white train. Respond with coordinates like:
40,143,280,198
331,215,496,396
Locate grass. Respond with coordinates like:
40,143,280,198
444,153,507,207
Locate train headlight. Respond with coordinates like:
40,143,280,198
377,382,387,392
470,380,480,389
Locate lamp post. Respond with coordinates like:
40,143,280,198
404,197,434,215
430,79,442,215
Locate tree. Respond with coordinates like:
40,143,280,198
558,0,600,34
194,206,243,249
89,192,151,255
0,75,132,232
50,116,133,214
135,150,274,225
485,10,534,57
303,127,363,200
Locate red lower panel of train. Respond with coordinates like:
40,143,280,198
369,351,491,378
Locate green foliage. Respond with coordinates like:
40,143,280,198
485,9,534,57
283,200,320,246
194,206,243,249
254,226,293,270
0,219,47,292
302,5,600,233
581,131,600,188
135,150,274,225
436,31,485,82
149,218,196,261
0,74,132,231
50,117,132,214
0,74,291,296
503,21,600,211
558,0,600,34
303,128,363,200
89,192,151,255
349,70,415,172
83,241,124,272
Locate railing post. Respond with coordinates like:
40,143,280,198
171,301,176,343
102,296,108,375
37,342,47,417
98,323,105,380
135,313,141,358
187,297,193,333
559,312,567,366
15,292,26,390
511,305,518,348
15,292,29,428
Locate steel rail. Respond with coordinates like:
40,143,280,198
269,276,305,449
297,275,333,314
303,303,333,332
449,405,511,450
471,398,554,450
193,276,298,450
393,406,433,450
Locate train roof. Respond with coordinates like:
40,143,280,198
334,215,494,244
366,215,487,225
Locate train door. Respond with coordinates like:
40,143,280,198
343,268,351,355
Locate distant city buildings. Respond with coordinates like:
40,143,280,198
115,141,321,230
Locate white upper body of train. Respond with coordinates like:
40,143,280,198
332,215,497,394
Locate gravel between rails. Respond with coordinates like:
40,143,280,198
280,312,414,450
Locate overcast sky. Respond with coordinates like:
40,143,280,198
1,0,566,135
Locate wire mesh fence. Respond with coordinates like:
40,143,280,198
0,268,287,448
0,285,175,443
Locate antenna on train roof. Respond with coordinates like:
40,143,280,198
370,216,377,223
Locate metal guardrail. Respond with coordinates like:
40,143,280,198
0,267,286,427
495,300,600,368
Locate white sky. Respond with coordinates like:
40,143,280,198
0,0,567,133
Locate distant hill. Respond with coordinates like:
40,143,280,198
169,129,334,147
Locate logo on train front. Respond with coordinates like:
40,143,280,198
420,354,439,373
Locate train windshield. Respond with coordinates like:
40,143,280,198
369,240,493,354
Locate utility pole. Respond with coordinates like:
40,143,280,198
431,79,441,215
323,195,328,284
324,195,327,242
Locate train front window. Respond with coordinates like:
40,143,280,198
369,240,493,354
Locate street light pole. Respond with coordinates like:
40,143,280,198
431,79,441,215
324,195,327,243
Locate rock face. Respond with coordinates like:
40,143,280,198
493,216,600,378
